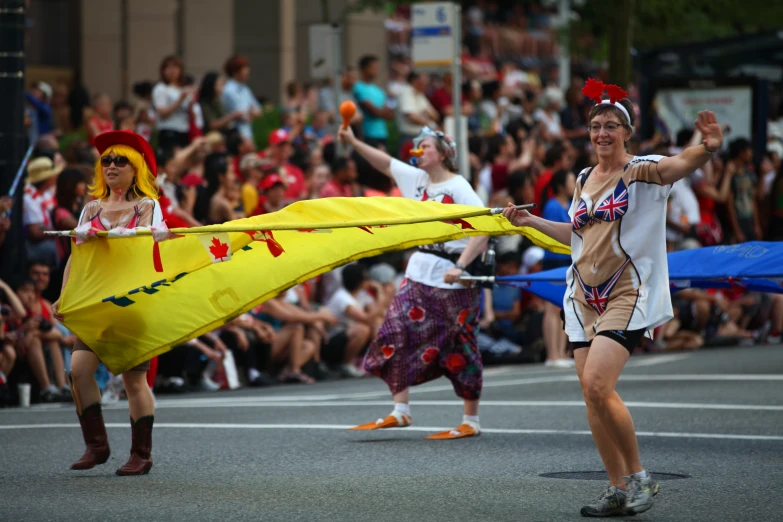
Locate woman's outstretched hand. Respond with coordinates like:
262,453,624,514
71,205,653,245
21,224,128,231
501,202,533,228
694,110,723,153
337,124,356,146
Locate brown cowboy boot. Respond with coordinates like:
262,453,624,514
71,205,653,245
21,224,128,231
116,415,153,476
71,402,111,470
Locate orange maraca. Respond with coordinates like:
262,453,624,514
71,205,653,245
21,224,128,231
339,100,356,129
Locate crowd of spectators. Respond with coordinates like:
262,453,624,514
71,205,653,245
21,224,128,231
1,1,782,406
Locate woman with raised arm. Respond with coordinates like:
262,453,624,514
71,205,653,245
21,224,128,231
502,79,724,516
339,124,489,440
53,130,163,476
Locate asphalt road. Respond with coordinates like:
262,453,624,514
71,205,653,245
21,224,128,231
1,345,781,522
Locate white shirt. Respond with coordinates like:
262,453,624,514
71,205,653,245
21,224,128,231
23,185,56,228
389,158,485,289
534,108,563,138
152,82,190,133
667,180,701,243
325,287,373,335
397,84,437,136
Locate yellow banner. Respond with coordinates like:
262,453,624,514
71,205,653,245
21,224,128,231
60,197,568,374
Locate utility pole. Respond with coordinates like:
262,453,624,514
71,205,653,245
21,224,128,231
0,0,27,280
608,0,634,88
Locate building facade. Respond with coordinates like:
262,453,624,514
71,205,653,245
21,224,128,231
26,0,388,103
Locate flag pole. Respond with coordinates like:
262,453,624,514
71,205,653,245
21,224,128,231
43,204,537,238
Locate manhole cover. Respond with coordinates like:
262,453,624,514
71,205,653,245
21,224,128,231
539,471,690,481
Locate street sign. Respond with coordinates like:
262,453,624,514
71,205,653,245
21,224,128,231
411,2,456,68
309,24,335,79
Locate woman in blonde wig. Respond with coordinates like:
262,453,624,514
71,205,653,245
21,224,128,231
53,130,162,476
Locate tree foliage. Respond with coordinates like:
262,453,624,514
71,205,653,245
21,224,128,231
571,0,781,58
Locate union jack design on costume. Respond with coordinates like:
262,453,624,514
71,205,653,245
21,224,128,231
594,179,628,222
573,257,631,315
572,199,589,230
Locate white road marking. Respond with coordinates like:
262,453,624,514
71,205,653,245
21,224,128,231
58,399,782,411
0,422,780,441
3,372,781,413
625,354,692,367
392,373,783,397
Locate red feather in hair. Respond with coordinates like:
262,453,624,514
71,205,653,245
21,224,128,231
605,84,629,104
582,78,605,104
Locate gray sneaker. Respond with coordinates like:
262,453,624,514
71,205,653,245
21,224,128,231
624,474,656,514
580,486,627,517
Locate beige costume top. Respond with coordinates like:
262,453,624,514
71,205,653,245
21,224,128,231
563,155,673,342
78,197,162,229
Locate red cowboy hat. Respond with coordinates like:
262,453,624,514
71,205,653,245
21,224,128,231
94,130,158,176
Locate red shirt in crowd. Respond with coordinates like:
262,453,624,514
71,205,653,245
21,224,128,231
428,88,466,117
533,169,554,216
281,163,307,200
491,163,510,194
87,116,114,146
319,179,353,198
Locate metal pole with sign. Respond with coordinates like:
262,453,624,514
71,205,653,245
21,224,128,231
411,2,467,177
331,23,343,156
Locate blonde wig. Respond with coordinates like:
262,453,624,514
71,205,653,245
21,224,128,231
90,144,159,200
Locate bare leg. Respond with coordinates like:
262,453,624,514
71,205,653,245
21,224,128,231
543,302,561,362
556,323,569,360
343,323,371,362
574,346,630,489
123,371,155,421
271,324,298,362
24,336,52,390
770,294,783,333
463,399,479,416
305,325,323,362
0,345,16,375
580,337,643,487
45,341,66,388
70,349,101,409
393,388,410,404
290,339,316,373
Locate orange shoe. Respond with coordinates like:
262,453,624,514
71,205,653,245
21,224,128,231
348,410,412,431
424,420,480,440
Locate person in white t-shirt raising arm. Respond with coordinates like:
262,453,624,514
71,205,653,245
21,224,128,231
338,124,489,440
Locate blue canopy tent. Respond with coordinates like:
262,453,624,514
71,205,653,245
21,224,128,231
495,242,783,306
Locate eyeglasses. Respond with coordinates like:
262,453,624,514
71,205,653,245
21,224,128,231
589,123,623,133
100,155,130,168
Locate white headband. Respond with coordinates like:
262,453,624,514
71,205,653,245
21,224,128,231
598,99,631,126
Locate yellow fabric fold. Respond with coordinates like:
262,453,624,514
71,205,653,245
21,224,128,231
60,197,568,374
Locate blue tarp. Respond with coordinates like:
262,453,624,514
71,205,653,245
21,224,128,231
498,242,783,306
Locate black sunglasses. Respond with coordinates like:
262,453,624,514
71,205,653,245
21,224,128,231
100,155,130,168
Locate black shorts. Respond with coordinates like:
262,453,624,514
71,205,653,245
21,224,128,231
572,329,646,355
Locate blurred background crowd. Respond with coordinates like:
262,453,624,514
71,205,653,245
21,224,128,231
1,0,782,406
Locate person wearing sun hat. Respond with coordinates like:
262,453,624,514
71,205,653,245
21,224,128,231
23,156,64,267
52,130,162,477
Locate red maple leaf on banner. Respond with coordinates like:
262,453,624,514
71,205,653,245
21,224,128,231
244,231,285,257
209,237,230,261
441,218,474,230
